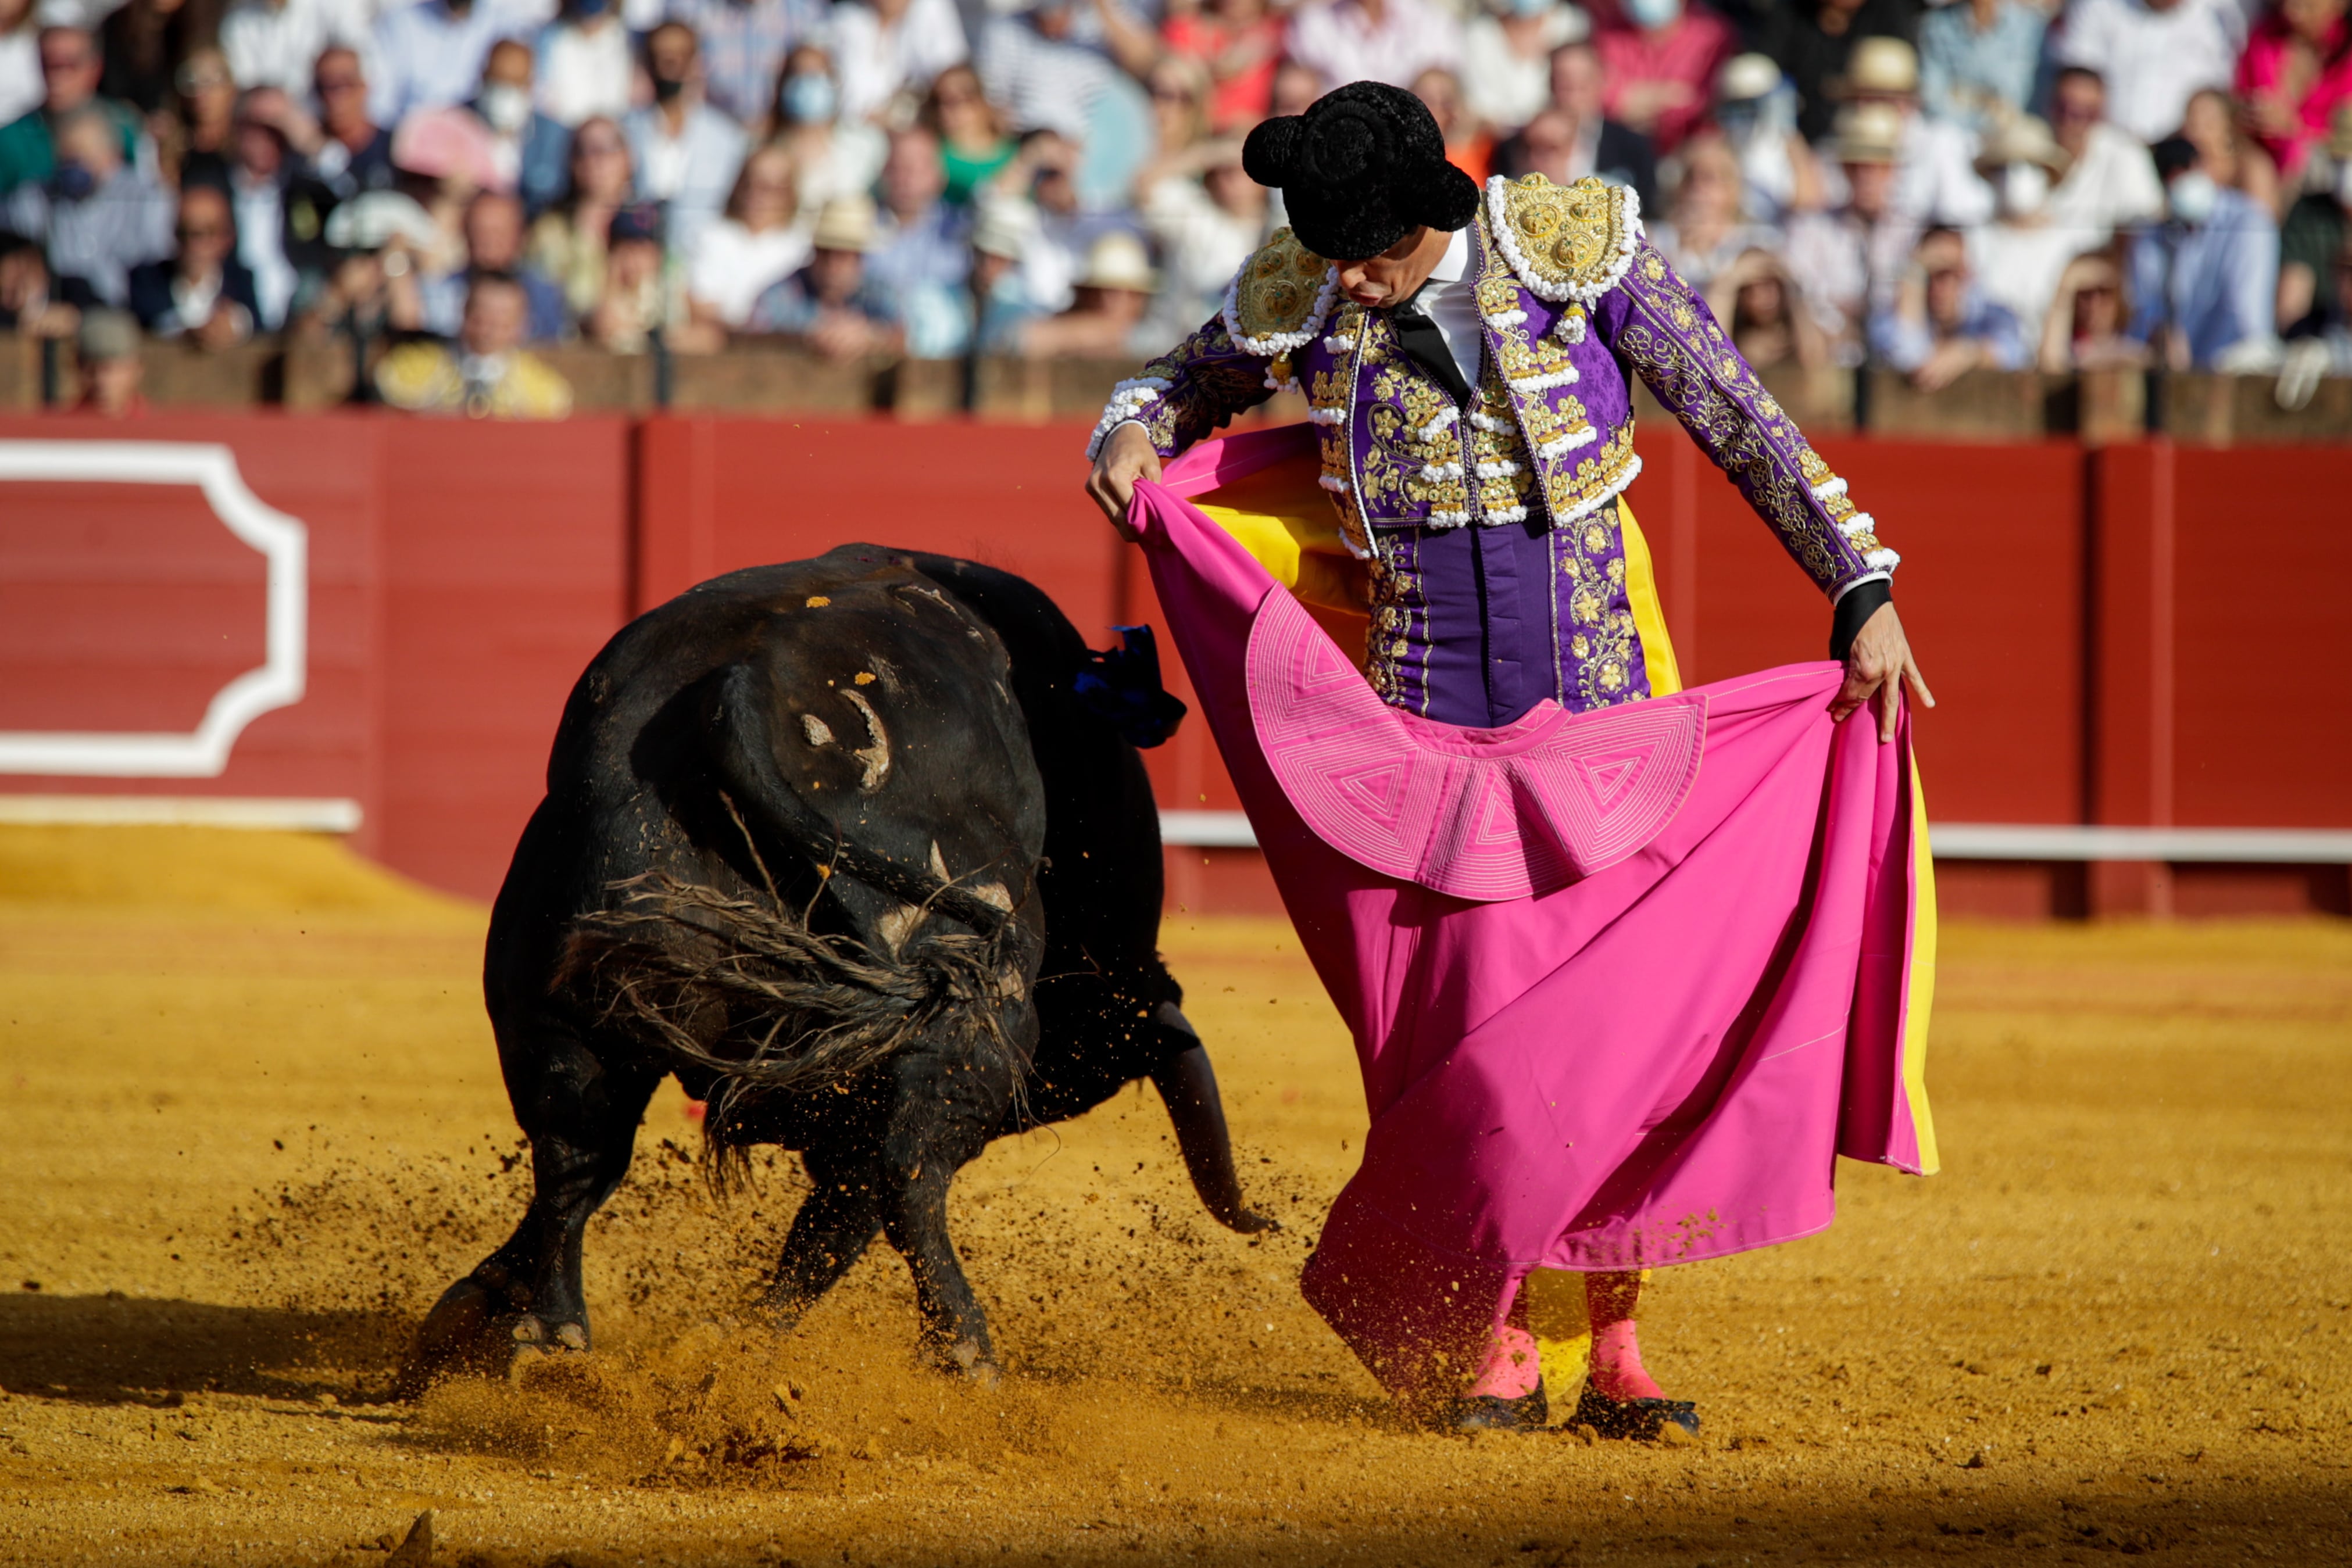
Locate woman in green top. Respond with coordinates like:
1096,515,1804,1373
922,65,1016,206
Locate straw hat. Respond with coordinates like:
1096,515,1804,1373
971,201,1027,262
810,194,878,253
1835,37,1918,99
1077,231,1157,293
323,189,441,253
1717,52,1783,105
1831,102,1904,164
77,307,139,362
1972,114,2071,180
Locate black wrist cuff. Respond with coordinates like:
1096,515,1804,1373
1830,578,1892,663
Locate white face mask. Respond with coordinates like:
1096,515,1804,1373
2000,161,2049,217
479,83,531,135
1624,0,1681,28
2168,169,2218,225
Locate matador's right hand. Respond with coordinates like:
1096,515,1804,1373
1086,422,1163,541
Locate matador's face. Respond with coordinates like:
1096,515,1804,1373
1334,225,1446,309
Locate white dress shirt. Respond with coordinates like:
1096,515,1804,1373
2044,120,2165,243
1409,224,1482,386
830,0,968,126
624,101,750,258
221,0,376,101
1285,0,1464,92
534,16,634,127
2051,0,2244,145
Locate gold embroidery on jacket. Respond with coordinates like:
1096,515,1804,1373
1231,227,1334,343
1490,175,1639,298
1558,499,1639,706
1467,373,1535,520
1363,553,1422,712
1614,307,1845,587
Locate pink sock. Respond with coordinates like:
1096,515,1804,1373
1585,1272,1665,1402
1465,1324,1542,1399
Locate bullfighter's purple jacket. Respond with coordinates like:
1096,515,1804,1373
1088,174,1900,728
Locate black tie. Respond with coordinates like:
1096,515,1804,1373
1391,283,1472,407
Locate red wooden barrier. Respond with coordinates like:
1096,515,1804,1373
0,414,384,833
375,418,631,897
632,416,1121,636
1633,426,2090,828
0,414,2342,915
0,414,630,900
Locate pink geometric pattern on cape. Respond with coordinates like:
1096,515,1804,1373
1246,586,1706,901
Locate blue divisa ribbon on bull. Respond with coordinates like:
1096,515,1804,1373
1073,625,1188,749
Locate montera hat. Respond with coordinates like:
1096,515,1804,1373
1242,81,1480,261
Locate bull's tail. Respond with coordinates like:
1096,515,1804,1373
555,663,1027,1182
560,872,1014,1182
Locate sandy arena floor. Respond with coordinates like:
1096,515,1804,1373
0,825,2346,1567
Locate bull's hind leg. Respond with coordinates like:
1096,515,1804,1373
399,1025,658,1394
878,1048,1010,1382
763,1051,1009,1382
759,1145,887,1330
765,1147,995,1380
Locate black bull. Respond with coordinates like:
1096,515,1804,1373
402,545,1272,1392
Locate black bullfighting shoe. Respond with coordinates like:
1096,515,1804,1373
1571,1386,1700,1442
1446,1382,1550,1433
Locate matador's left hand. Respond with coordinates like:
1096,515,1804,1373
1833,602,1935,742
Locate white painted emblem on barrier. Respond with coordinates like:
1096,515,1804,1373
0,441,307,776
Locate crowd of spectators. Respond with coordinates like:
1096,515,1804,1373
0,0,2340,414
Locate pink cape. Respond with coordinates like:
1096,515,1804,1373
1131,465,1937,1398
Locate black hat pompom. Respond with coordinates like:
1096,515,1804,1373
1242,114,1303,187
1243,81,1481,261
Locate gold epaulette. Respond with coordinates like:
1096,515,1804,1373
1482,174,1643,306
1220,226,1339,359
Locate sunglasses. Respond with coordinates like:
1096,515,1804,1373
177,223,228,239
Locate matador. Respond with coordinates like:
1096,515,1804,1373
1086,82,1936,1438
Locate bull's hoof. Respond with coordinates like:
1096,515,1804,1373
920,1336,1002,1388
395,1276,588,1399
748,1292,812,1337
